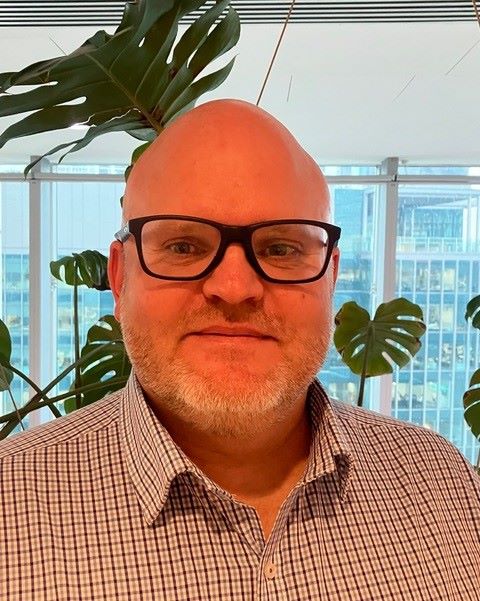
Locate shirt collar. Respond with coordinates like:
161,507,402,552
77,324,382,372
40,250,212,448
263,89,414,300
120,372,354,527
304,379,355,503
120,372,234,527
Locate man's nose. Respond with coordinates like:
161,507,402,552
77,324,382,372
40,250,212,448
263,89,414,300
202,244,265,304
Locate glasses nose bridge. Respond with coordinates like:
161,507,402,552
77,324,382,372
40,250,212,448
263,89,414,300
219,224,253,253
213,224,259,275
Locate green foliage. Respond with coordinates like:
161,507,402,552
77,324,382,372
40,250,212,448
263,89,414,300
465,294,480,330
64,316,130,413
0,319,13,390
0,0,240,174
464,368,480,441
0,314,128,439
0,0,242,437
465,294,480,471
334,298,426,376
50,250,110,290
334,298,426,406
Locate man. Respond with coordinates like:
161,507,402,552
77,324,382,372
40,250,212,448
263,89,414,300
1,99,479,600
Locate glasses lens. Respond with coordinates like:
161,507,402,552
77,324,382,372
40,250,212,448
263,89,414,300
141,219,220,277
252,223,329,281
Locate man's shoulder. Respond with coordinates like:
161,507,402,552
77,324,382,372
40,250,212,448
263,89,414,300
330,397,430,434
0,387,124,462
329,396,478,477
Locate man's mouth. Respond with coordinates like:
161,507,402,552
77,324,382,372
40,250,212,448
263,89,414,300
186,326,276,340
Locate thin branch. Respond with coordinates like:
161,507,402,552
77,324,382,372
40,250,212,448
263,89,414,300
0,362,60,416
472,0,480,25
0,378,126,424
256,0,297,106
0,341,122,431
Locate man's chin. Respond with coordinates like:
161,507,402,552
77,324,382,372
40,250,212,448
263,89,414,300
133,355,319,437
186,361,273,383
180,339,281,370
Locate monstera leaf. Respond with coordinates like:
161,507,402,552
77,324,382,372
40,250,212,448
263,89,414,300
334,298,426,406
465,294,480,330
50,250,110,290
464,368,480,442
0,0,240,173
0,319,13,391
63,315,130,413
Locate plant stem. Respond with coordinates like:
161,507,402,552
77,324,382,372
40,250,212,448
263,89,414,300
0,362,26,432
0,342,122,437
73,262,81,411
0,378,124,422
1,362,60,417
357,326,372,407
0,378,126,440
476,447,480,476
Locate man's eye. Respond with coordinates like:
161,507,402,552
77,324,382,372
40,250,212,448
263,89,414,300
167,241,196,255
262,243,300,257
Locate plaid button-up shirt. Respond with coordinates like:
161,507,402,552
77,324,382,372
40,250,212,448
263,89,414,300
1,372,479,600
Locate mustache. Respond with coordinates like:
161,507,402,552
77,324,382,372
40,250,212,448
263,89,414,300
176,306,286,338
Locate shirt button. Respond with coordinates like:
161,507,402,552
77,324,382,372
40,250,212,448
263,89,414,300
264,562,277,580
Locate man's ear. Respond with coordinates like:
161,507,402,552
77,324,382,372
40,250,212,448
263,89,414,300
108,241,124,321
331,247,340,288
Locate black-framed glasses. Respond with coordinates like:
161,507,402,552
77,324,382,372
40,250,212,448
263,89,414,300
114,215,341,284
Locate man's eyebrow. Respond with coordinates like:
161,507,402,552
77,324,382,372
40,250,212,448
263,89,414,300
256,223,316,233
144,220,208,234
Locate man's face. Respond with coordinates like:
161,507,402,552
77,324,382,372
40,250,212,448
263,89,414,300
109,101,339,437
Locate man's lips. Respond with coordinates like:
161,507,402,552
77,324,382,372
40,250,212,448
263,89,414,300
185,326,276,340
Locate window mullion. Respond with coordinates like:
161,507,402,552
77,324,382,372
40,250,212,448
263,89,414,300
28,157,55,428
374,157,399,415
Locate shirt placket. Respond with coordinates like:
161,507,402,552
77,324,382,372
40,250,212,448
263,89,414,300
253,486,303,601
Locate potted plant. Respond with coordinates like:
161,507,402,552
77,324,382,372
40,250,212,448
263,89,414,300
0,0,241,438
333,297,426,407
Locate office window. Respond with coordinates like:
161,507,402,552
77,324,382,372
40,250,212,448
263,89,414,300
0,161,478,465
0,181,29,428
321,182,380,408
393,184,480,464
52,180,123,400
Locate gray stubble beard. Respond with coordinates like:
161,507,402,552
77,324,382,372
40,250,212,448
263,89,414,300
121,310,332,439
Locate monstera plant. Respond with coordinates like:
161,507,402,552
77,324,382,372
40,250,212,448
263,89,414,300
0,0,240,437
0,0,240,174
334,297,427,407
464,294,480,473
0,252,130,440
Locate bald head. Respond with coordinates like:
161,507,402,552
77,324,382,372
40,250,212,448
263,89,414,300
123,99,330,222
109,100,339,437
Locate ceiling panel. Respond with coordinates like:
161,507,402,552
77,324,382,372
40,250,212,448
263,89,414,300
0,0,478,26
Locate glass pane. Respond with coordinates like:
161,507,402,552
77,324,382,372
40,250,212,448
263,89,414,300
52,164,127,176
399,165,480,176
0,165,25,173
321,184,380,409
394,184,480,463
0,180,29,434
52,180,123,415
320,165,378,176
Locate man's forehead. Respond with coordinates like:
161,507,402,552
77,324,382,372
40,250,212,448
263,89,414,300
123,99,330,221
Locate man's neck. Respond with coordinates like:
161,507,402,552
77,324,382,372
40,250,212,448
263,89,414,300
149,396,312,503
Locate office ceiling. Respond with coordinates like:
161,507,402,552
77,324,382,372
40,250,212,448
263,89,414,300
0,2,479,165
1,1,478,25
